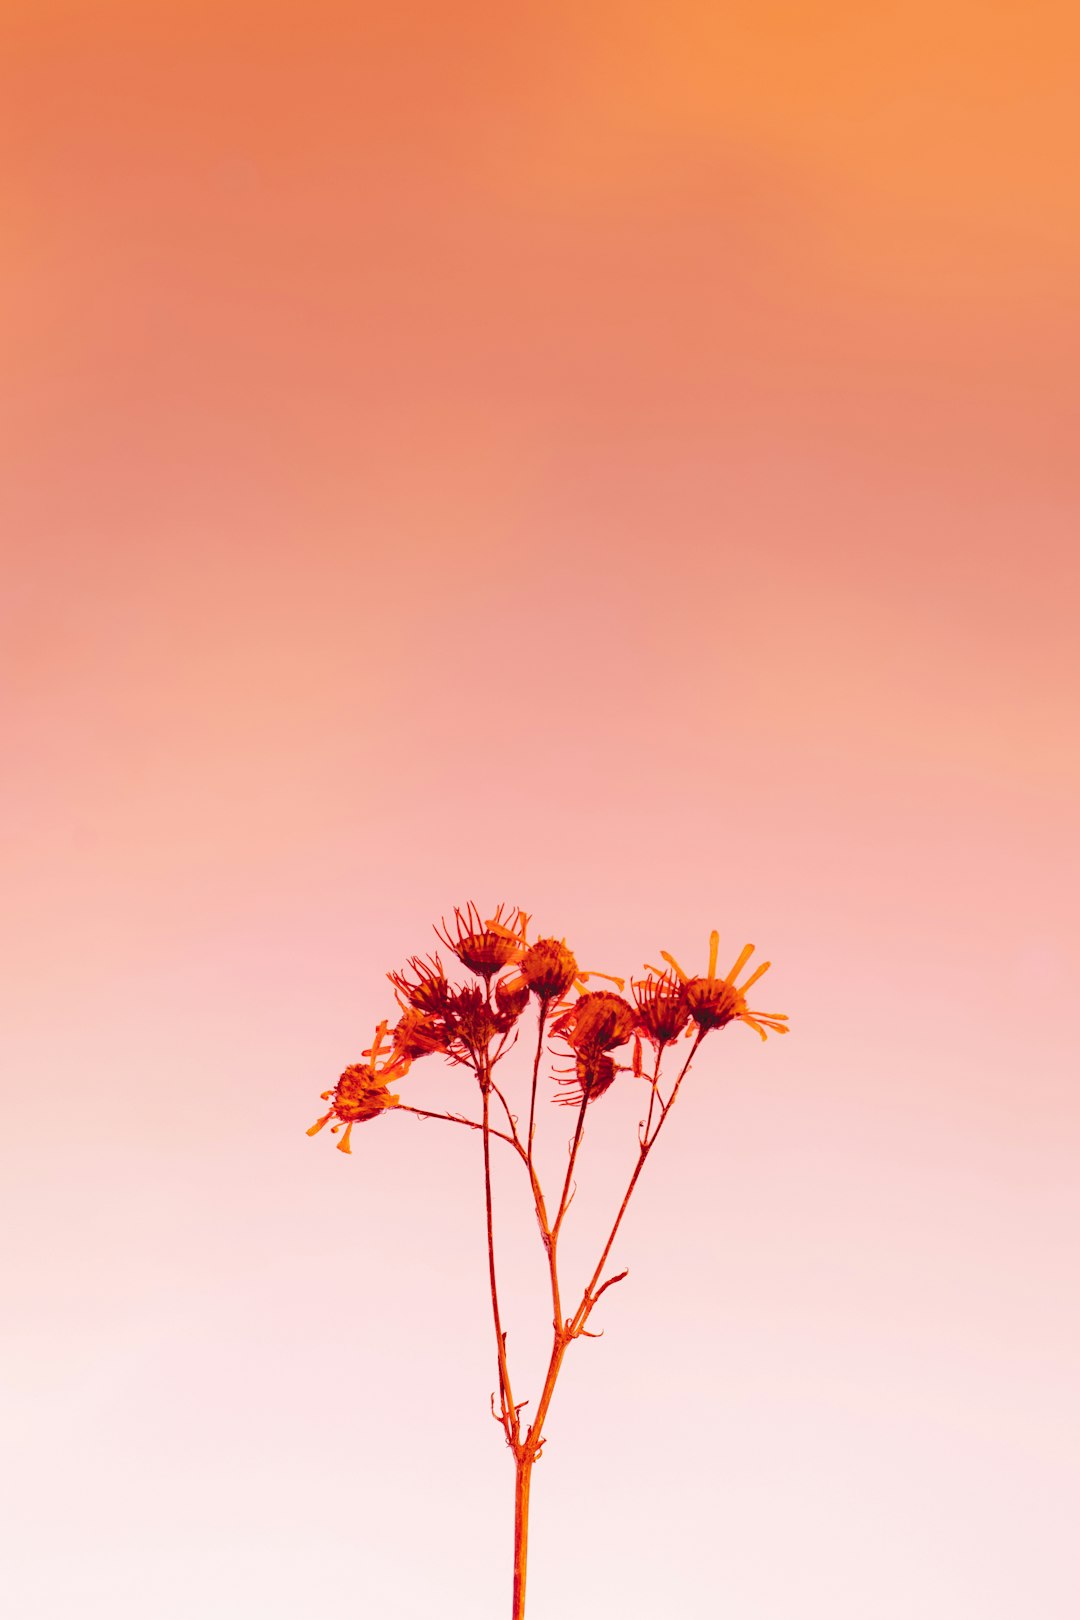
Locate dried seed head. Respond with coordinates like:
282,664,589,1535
494,975,531,1021
387,954,453,1015
552,990,636,1055
306,1021,408,1153
391,1007,449,1061
647,931,790,1041
632,972,691,1045
554,1052,618,1107
518,937,578,1000
434,902,526,980
447,984,501,1052
333,1062,401,1121
684,977,743,1030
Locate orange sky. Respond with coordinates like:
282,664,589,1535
3,5,1078,1618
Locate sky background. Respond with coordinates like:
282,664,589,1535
3,2,1078,1616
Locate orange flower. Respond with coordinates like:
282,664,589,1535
391,1007,450,1061
387,953,453,1015
516,937,578,1000
646,932,789,1040
494,975,531,1021
631,971,691,1047
483,912,625,1004
306,1021,409,1153
551,991,636,1057
553,1051,620,1107
434,902,530,980
445,985,504,1056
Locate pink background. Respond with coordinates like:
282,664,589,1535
3,3,1078,1616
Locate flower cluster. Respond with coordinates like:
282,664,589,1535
305,906,789,1148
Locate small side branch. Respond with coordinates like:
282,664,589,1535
572,1269,628,1338
593,1267,629,1305
399,1104,526,1160
489,1079,526,1154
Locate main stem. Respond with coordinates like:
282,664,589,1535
512,1452,533,1620
498,1014,707,1618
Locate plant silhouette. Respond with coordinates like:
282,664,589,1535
307,903,789,1617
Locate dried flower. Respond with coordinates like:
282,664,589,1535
388,953,453,1015
554,1051,619,1107
306,1021,407,1153
435,902,529,980
631,971,691,1047
516,937,578,1000
551,990,636,1057
447,984,503,1054
495,975,531,1022
391,1007,450,1061
647,931,790,1040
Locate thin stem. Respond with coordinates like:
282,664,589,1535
552,1084,590,1241
515,1001,561,1328
570,1029,705,1337
489,1078,525,1153
525,999,550,1170
399,1104,523,1155
640,1049,661,1144
480,1062,518,1447
518,1036,709,1555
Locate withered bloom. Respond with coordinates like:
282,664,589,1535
551,990,636,1056
447,984,503,1054
631,971,691,1047
517,937,578,1001
435,902,528,981
647,932,790,1040
495,975,531,1022
500,936,623,1007
306,1022,407,1154
388,953,453,1015
554,1051,619,1107
391,1007,450,1061
684,978,742,1030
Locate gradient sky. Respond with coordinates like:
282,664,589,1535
3,4,1078,1617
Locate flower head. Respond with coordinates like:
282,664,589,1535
306,1021,408,1154
391,1007,450,1062
631,971,691,1047
646,931,789,1040
446,984,503,1055
387,953,453,1016
494,975,531,1022
516,937,578,1001
434,902,530,981
484,910,625,1006
554,1051,619,1107
551,990,636,1057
